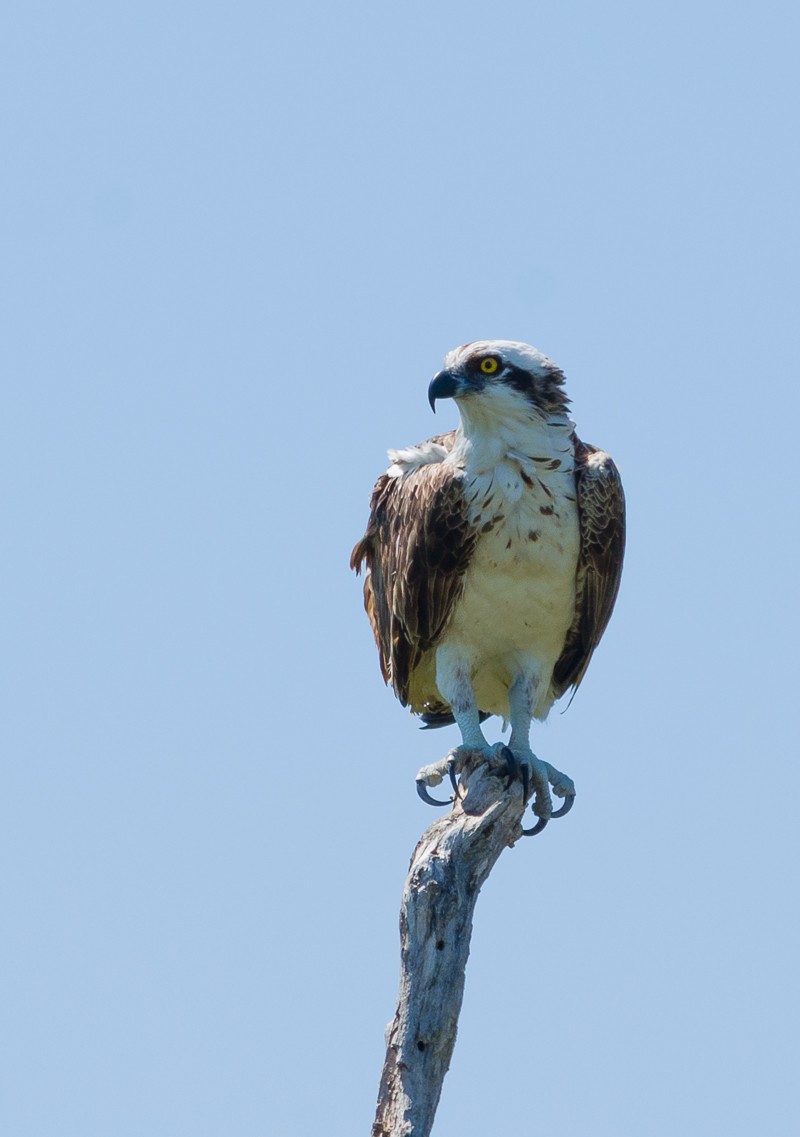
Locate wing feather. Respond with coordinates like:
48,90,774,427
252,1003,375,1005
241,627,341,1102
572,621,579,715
552,436,626,699
350,432,475,707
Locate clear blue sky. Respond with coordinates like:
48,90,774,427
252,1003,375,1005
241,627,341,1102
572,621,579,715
3,2,798,1134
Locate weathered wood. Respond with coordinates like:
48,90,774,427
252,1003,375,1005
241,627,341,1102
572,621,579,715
372,749,531,1137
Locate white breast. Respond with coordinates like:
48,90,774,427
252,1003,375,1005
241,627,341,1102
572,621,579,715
439,421,580,719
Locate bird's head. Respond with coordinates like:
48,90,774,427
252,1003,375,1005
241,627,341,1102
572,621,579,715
428,340,570,422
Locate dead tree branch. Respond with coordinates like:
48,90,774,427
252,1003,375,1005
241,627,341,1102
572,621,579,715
372,748,532,1137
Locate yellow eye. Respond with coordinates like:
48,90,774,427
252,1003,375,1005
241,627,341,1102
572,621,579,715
479,357,499,375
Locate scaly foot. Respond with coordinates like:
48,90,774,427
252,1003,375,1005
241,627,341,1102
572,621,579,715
513,750,576,835
416,743,515,807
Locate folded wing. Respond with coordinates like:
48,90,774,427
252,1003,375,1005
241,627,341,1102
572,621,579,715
551,437,626,699
350,432,476,707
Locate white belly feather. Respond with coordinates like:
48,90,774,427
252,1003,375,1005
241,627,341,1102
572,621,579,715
447,462,579,718
407,422,580,721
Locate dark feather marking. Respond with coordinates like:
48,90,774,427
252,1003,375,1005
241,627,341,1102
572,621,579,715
502,362,571,415
551,436,626,700
350,430,477,708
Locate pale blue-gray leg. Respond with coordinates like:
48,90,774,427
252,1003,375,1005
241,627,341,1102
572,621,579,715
416,646,513,806
507,671,575,834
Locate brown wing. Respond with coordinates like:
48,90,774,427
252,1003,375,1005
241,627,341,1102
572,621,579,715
350,431,476,707
552,436,626,700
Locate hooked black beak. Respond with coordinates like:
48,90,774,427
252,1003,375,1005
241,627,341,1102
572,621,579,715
427,369,461,413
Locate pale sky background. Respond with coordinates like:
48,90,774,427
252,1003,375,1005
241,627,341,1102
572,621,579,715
2,2,799,1135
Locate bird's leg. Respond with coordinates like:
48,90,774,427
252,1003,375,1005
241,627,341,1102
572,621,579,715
416,646,513,806
507,671,576,828
508,672,552,819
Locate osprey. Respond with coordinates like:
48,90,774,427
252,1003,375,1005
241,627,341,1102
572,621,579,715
351,341,625,828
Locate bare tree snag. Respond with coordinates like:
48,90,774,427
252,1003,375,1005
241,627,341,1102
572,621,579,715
372,748,533,1137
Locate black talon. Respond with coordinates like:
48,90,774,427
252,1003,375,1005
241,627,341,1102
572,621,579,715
521,792,575,835
416,777,453,807
447,758,461,800
520,764,530,803
551,794,575,819
521,816,549,837
496,745,518,789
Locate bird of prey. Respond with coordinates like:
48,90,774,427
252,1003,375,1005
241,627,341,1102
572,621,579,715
351,341,625,831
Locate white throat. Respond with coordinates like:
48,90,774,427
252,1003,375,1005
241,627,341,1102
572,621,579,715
448,388,575,474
